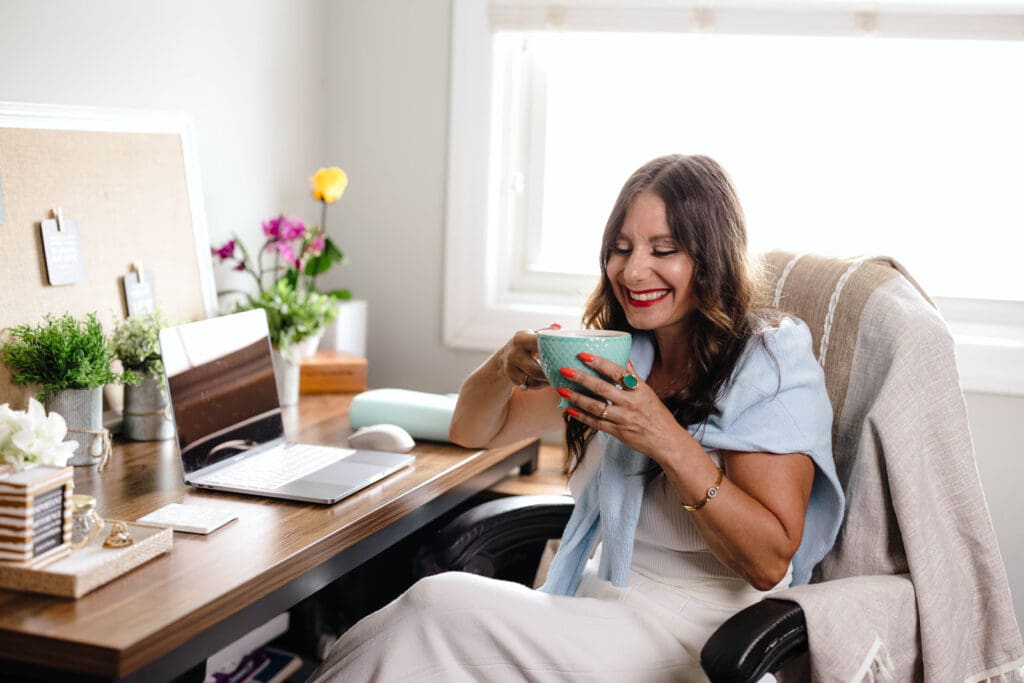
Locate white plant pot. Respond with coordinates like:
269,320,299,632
122,374,174,441
271,350,301,407
272,330,324,407
319,299,367,357
46,387,104,467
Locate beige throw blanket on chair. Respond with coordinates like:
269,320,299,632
758,252,1023,682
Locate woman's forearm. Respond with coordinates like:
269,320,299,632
449,353,515,447
657,436,813,590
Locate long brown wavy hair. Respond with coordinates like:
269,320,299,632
565,154,777,473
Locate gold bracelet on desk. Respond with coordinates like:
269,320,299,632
681,467,724,512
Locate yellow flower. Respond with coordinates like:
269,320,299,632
310,167,348,203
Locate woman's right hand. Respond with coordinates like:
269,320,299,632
449,324,562,448
497,324,560,392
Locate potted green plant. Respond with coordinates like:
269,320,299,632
111,310,174,441
0,312,137,466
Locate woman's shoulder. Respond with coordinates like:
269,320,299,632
714,314,829,428
729,316,820,395
755,315,814,356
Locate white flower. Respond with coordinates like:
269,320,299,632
0,399,75,471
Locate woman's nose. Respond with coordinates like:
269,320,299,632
623,250,651,282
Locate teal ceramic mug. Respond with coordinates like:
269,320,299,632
537,329,632,408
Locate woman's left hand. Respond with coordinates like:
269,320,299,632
558,354,686,463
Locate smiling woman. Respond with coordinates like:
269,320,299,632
310,152,840,680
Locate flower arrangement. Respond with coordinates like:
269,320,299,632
0,398,76,472
211,167,351,349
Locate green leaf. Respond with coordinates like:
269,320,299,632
304,238,344,277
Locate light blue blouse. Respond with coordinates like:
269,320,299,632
540,317,845,596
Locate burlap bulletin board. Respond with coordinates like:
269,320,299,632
0,103,217,406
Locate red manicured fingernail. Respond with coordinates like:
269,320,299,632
628,359,634,370
551,323,561,329
556,387,572,399
578,352,596,363
566,407,581,418
559,367,576,379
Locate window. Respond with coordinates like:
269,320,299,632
444,0,1024,394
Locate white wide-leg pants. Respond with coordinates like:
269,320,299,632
310,562,773,682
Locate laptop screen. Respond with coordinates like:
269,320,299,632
159,309,285,476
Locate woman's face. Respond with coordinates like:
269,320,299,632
605,190,697,333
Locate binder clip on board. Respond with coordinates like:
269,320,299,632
123,261,157,316
40,208,86,286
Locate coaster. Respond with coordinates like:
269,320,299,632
137,503,238,535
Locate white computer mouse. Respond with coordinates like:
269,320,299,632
347,423,416,453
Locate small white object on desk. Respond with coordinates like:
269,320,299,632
347,423,416,453
137,503,238,535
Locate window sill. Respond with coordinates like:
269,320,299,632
949,322,1024,397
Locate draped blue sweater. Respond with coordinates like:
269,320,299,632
540,317,845,596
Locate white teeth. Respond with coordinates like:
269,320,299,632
630,290,668,302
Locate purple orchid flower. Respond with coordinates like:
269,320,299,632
211,240,236,260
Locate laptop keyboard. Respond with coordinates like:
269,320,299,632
194,443,355,492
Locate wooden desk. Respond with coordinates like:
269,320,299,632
0,394,538,682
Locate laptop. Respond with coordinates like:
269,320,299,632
158,309,414,504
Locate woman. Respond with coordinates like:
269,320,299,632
311,155,843,681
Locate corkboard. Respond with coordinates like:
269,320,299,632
0,105,216,406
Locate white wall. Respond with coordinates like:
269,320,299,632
0,0,327,292
966,393,1024,628
1,0,1020,633
320,0,491,394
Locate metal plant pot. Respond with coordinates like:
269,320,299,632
122,374,174,441
46,387,104,467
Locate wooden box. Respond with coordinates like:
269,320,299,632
0,465,74,568
300,351,367,394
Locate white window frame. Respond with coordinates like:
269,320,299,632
443,0,1024,396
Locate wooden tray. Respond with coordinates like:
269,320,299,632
0,521,172,598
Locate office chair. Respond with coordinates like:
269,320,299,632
416,252,1023,681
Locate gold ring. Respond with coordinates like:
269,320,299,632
598,403,610,420
619,370,640,391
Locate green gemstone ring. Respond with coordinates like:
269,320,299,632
619,370,640,391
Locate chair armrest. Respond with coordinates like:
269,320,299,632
415,495,574,587
700,598,807,683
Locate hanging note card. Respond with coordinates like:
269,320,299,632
123,262,157,316
40,210,86,285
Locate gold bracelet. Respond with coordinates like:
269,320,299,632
681,467,724,512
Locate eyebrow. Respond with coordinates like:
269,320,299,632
614,232,677,243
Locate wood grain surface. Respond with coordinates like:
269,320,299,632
0,394,537,680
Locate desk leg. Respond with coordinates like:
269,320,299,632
518,446,539,475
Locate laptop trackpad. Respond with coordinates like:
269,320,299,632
277,479,361,503
316,461,396,486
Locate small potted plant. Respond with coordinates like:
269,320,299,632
0,312,137,466
111,310,174,441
